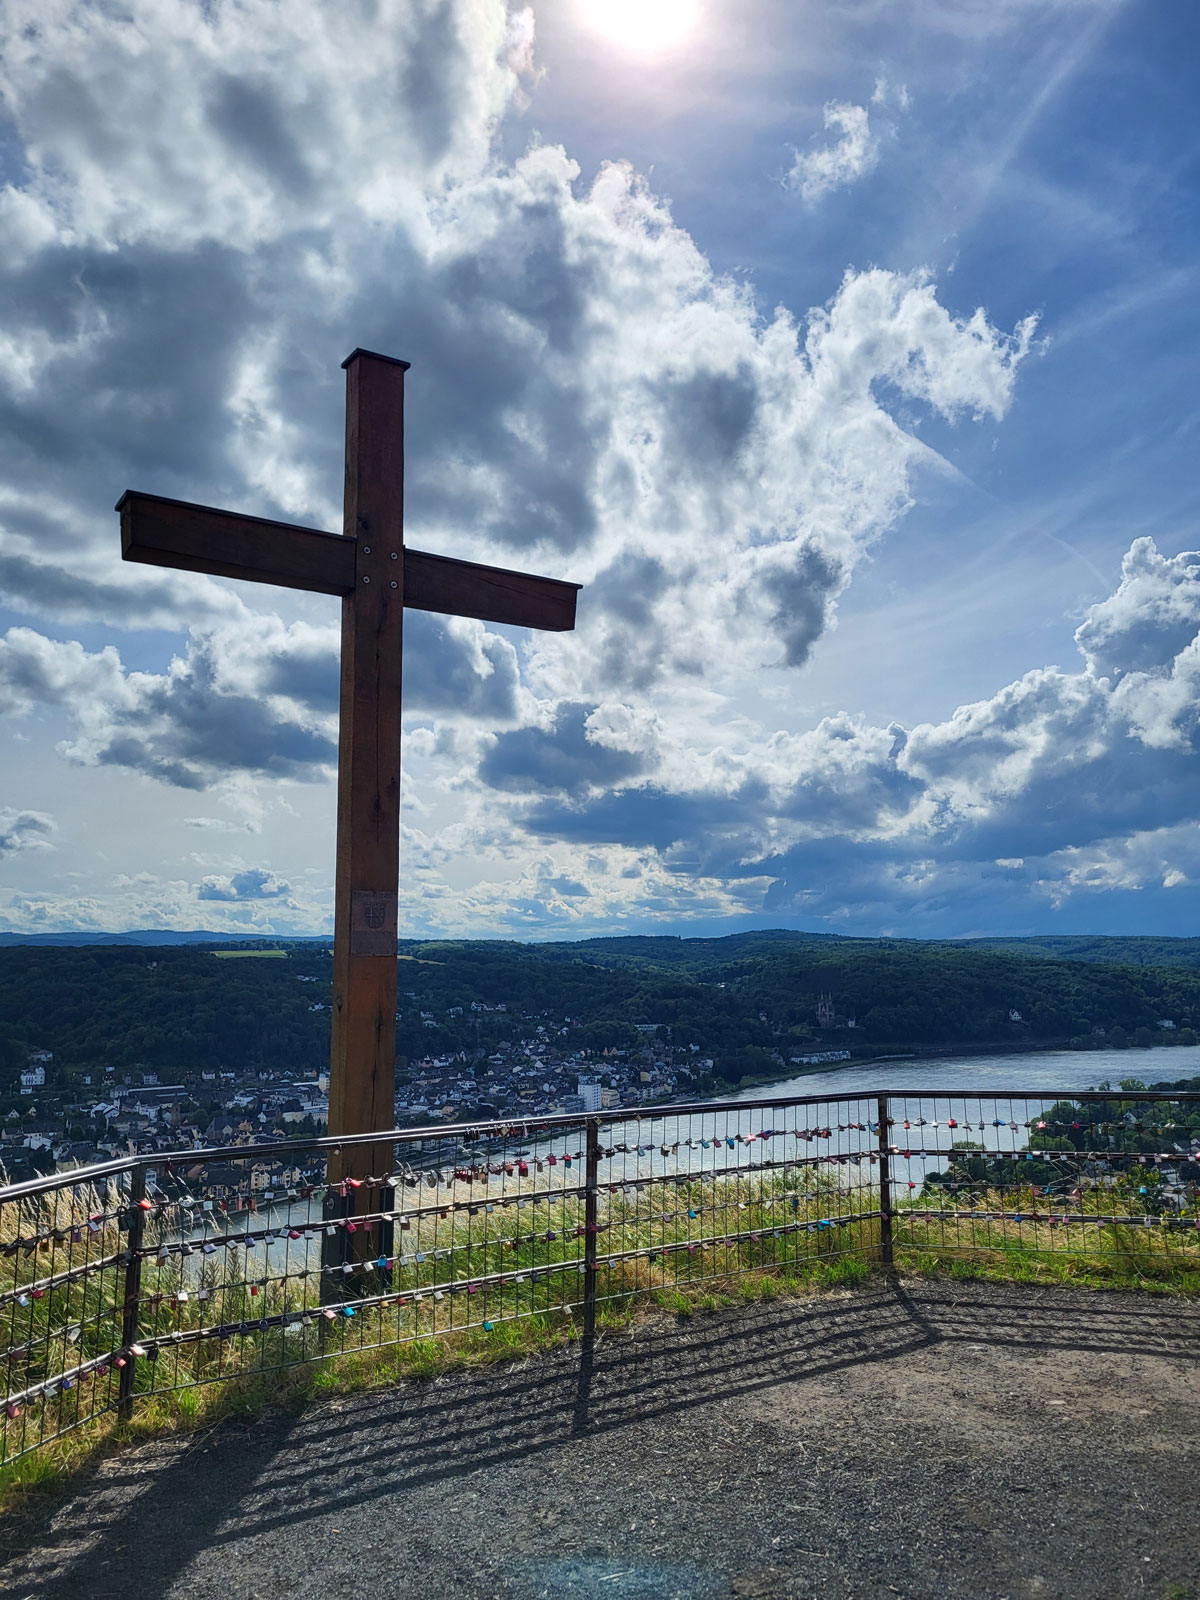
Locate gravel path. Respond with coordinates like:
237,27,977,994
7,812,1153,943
2,1277,1198,1600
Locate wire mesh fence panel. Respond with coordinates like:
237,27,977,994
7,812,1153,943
124,1119,592,1406
588,1095,885,1310
883,1089,1200,1271
1,1163,137,1463
3,1087,1199,1464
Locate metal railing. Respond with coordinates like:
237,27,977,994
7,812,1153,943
3,1086,1198,1464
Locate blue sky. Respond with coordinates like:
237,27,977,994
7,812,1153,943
1,0,1198,940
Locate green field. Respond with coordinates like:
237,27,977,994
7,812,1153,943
210,950,289,960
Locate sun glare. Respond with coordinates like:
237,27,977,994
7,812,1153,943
576,0,700,57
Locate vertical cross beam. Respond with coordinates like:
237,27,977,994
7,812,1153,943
114,346,580,1269
327,350,409,1190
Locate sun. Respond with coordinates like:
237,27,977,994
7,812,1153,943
575,0,700,57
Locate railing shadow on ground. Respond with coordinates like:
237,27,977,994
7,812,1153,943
2,1274,1198,1600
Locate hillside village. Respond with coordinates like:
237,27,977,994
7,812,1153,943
3,1001,834,1184
7,928,1200,1185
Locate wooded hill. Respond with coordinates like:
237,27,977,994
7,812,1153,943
3,929,1200,1091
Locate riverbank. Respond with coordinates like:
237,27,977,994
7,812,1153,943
702,1041,1200,1110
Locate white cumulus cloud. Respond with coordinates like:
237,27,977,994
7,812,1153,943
0,0,1058,937
0,808,56,858
498,534,1200,934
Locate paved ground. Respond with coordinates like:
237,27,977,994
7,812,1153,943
2,1277,1198,1600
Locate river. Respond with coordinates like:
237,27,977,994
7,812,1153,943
727,1042,1200,1104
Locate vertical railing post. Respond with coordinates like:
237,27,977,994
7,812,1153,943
876,1094,894,1272
118,1163,146,1422
582,1116,600,1344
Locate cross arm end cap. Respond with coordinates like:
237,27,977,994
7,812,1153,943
342,349,412,371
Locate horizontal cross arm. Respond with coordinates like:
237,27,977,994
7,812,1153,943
404,548,580,632
118,491,580,629
117,491,355,596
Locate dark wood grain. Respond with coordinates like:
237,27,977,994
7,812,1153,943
117,492,579,628
117,492,354,595
404,548,579,631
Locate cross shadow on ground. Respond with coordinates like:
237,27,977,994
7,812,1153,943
2,1276,1197,1600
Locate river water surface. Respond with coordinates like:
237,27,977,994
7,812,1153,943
729,1043,1200,1104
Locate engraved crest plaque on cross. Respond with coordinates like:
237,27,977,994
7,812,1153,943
351,890,397,956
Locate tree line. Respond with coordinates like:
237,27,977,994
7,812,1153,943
5,932,1200,1098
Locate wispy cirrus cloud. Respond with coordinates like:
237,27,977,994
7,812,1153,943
786,102,879,203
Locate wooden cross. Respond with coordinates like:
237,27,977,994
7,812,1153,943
117,350,580,1186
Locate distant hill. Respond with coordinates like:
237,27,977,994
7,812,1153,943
950,935,1200,970
3,925,1198,970
534,929,1200,976
534,930,849,972
2,925,1199,969
0,930,327,947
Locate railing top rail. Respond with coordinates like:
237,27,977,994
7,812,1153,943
3,1084,1197,1205
855,1088,1200,1106
0,1150,142,1204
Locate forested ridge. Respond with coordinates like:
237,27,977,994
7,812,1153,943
3,929,1200,1088
953,934,1200,968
